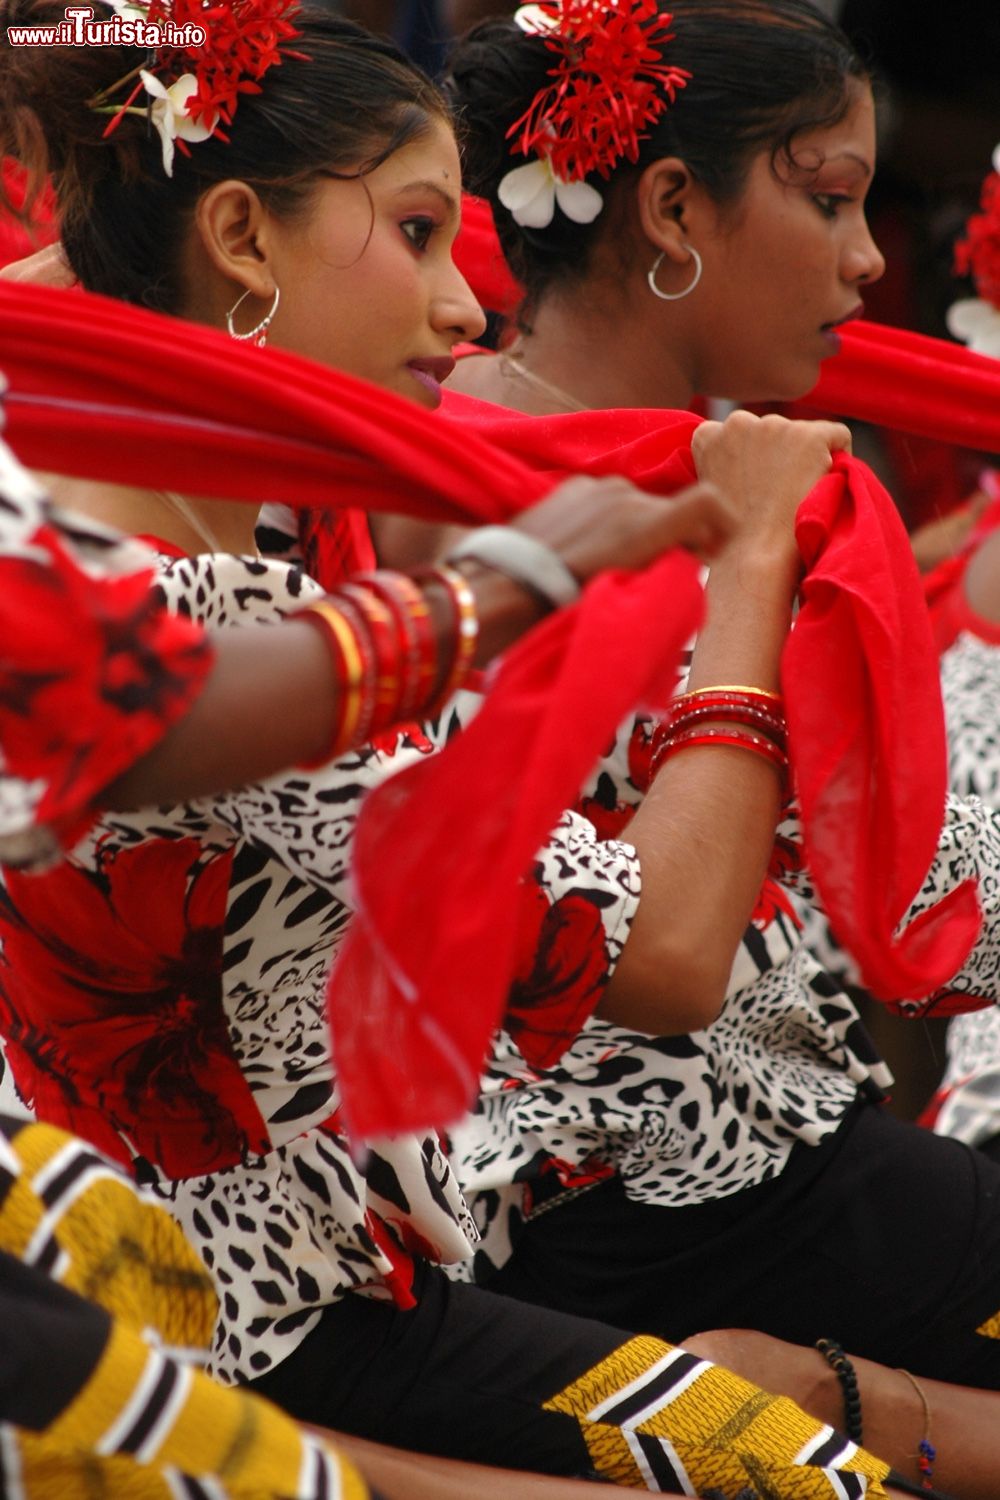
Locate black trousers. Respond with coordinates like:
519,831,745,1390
252,1258,613,1476
489,1099,1000,1389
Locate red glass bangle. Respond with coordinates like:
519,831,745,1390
327,591,381,745
337,582,403,736
650,724,789,786
354,570,436,718
663,700,787,748
672,683,783,708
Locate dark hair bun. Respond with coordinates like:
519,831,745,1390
446,18,550,202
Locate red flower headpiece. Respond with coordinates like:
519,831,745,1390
954,149,1000,309
147,0,302,126
509,0,689,183
91,0,303,176
496,0,688,229
948,145,1000,358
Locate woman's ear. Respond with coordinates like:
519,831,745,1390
193,179,277,301
636,155,701,268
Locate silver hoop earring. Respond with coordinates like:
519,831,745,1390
647,246,702,302
226,285,281,346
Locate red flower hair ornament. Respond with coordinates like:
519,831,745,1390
90,0,303,177
498,0,689,230
948,144,1000,358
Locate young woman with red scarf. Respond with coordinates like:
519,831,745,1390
419,0,1000,1461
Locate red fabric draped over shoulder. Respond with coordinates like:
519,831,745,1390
0,282,703,1135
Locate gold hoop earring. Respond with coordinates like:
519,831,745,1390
648,247,702,302
226,285,281,346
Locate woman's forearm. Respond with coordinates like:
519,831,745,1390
319,1427,642,1499
105,566,545,810
599,550,793,1033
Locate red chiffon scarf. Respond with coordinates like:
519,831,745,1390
0,281,703,1135
439,390,984,1007
810,319,1000,452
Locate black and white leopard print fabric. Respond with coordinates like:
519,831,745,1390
78,551,481,1385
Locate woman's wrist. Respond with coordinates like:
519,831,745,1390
707,542,802,603
442,557,548,666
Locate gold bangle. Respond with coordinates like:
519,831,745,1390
672,683,783,703
302,600,365,753
422,563,479,714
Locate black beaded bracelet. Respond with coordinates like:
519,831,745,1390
815,1337,863,1445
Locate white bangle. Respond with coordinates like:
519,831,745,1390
446,526,581,611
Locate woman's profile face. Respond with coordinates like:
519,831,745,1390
263,116,486,408
686,82,885,403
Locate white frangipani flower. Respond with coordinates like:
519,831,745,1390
498,156,603,229
513,3,559,33
947,297,1000,360
139,71,216,178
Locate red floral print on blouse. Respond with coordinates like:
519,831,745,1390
506,880,614,1069
0,837,270,1178
0,523,211,852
